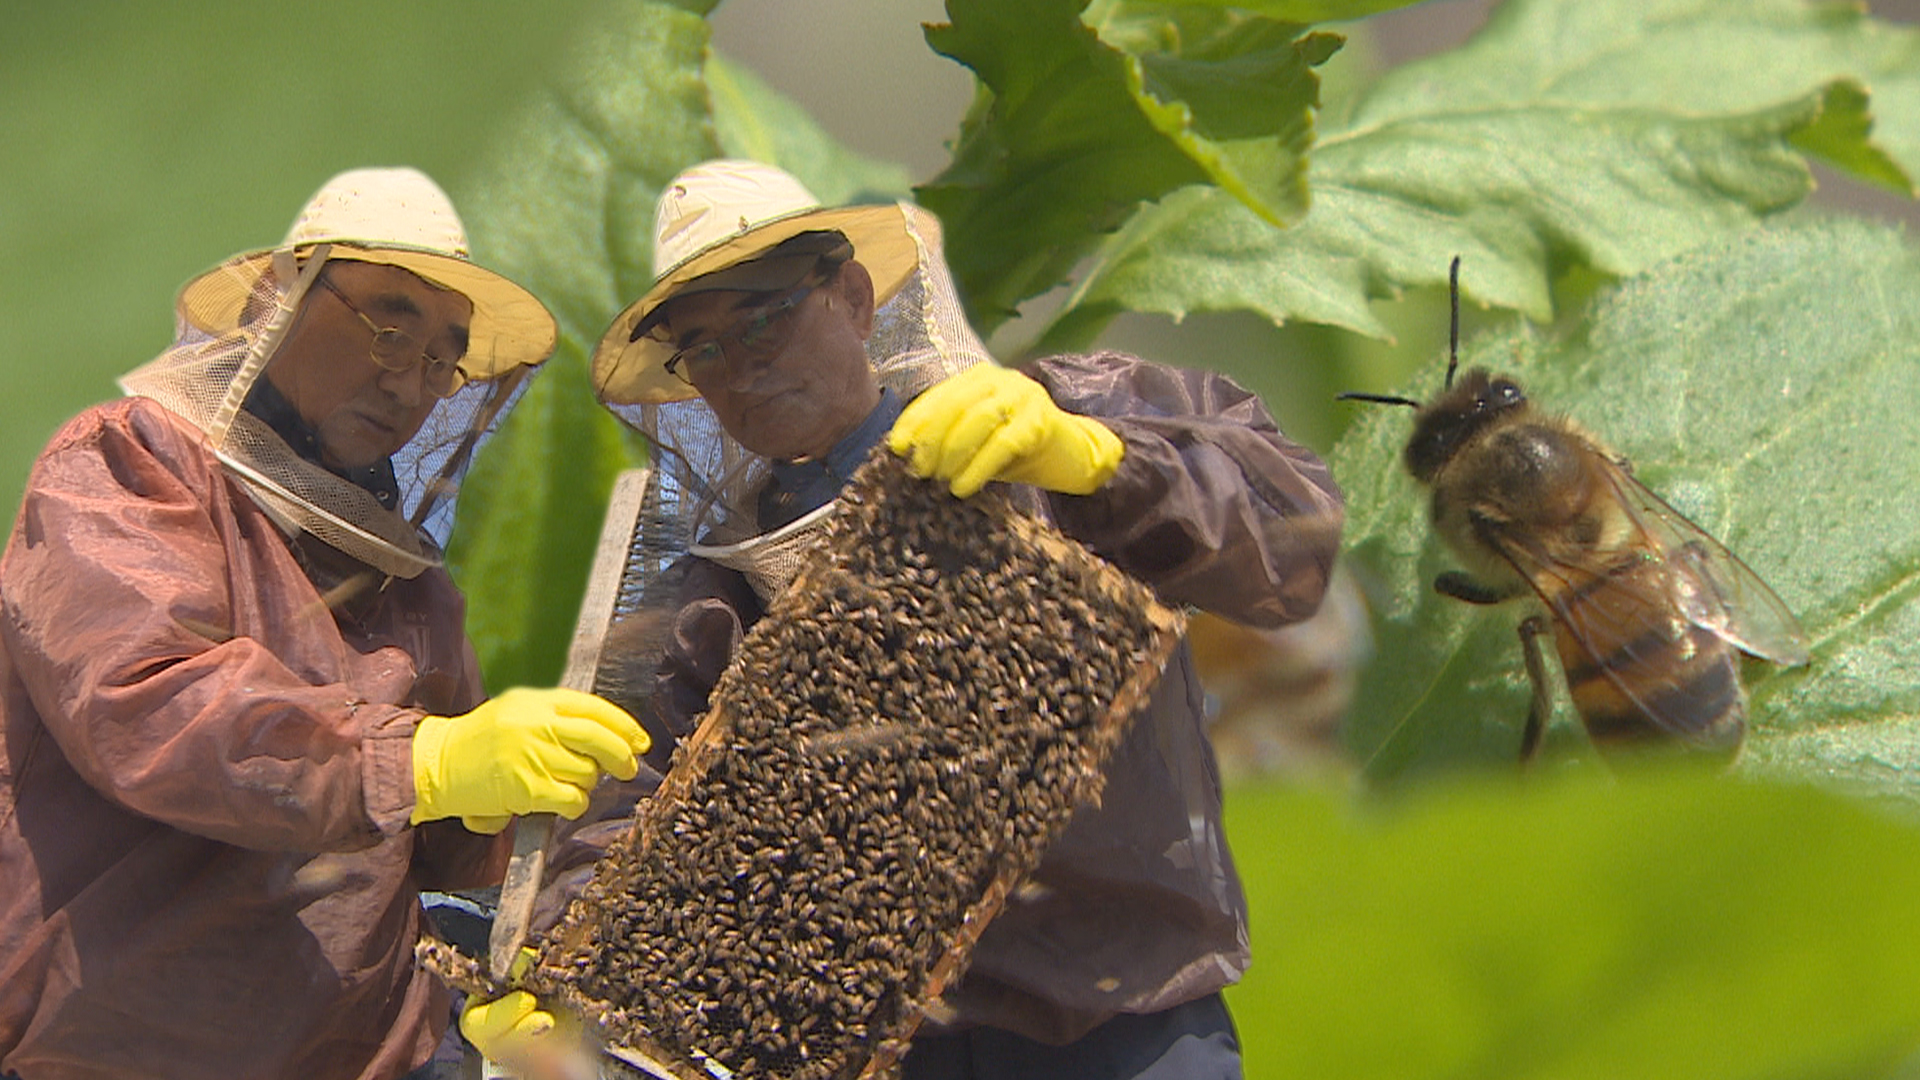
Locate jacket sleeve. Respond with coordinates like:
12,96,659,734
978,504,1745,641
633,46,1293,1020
1028,352,1344,629
0,403,425,851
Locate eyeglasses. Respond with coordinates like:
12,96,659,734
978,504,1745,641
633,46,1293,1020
661,284,816,389
315,274,468,398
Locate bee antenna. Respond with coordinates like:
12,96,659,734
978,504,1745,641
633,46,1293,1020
1336,391,1421,409
1445,255,1462,390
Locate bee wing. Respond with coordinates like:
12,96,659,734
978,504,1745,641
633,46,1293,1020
1478,458,1809,743
1597,464,1811,667
1486,518,1691,729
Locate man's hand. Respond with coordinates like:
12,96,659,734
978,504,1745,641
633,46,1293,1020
889,364,1123,498
410,688,649,831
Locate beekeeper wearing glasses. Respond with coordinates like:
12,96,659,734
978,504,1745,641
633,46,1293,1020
465,160,1344,1080
0,168,648,1080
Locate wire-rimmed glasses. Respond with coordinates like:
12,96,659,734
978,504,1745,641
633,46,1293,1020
315,274,468,398
661,283,817,389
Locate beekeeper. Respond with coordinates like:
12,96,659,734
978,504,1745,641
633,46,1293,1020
0,168,649,1080
468,159,1345,1080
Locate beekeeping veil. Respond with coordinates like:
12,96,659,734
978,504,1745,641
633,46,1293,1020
120,168,557,580
590,160,991,609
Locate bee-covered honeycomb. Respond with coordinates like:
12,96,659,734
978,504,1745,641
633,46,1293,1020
430,451,1183,1080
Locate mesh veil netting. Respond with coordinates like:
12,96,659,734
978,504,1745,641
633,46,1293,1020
119,243,534,580
592,203,990,703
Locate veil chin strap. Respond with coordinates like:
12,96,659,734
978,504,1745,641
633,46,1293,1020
206,243,330,448
688,500,839,605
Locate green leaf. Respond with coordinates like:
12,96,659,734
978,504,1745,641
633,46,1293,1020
1043,87,1834,350
1329,218,1920,797
456,0,721,351
707,56,915,204
450,364,645,693
1038,0,1920,351
1351,0,1920,193
1225,769,1920,1077
918,0,1337,332
446,0,718,690
1790,79,1907,193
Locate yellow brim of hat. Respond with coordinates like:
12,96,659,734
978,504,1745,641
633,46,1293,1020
591,202,935,406
176,242,557,379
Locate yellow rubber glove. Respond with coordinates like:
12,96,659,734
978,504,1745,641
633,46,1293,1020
462,950,594,1078
461,989,554,1061
889,364,1124,498
410,687,649,832
460,948,546,1059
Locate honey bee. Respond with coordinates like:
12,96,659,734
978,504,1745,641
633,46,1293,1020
1341,259,1809,761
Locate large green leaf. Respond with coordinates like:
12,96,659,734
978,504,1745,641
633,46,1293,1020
705,57,915,204
1349,0,1920,192
447,3,924,689
1225,768,1920,1078
1329,217,1920,795
919,0,1338,331
446,0,717,690
1038,0,1920,351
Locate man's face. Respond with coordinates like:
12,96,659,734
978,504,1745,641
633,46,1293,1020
658,261,881,461
266,260,473,470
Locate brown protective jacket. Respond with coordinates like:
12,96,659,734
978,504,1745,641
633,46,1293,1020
646,352,1345,1044
0,398,504,1080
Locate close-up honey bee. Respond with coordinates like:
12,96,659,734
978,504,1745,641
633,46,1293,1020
1342,259,1811,762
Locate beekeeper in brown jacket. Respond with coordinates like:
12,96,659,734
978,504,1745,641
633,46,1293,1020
468,161,1344,1080
0,169,649,1080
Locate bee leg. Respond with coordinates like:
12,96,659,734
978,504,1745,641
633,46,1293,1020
1517,615,1553,763
1434,571,1512,605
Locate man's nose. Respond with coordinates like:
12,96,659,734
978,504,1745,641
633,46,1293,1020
378,359,432,407
719,342,780,392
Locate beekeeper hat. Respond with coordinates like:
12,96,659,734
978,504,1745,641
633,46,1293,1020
591,159,922,405
174,167,556,379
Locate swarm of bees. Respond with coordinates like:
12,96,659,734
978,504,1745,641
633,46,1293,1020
427,451,1182,1080
1342,259,1809,761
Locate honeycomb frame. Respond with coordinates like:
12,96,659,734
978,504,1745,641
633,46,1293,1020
428,454,1184,1080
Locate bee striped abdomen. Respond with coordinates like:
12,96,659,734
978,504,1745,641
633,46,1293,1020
1547,554,1745,751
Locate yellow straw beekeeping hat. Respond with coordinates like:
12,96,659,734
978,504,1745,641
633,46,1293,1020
591,159,924,405
175,167,556,379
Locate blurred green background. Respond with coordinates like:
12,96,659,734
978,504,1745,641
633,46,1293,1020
14,3,1920,1076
